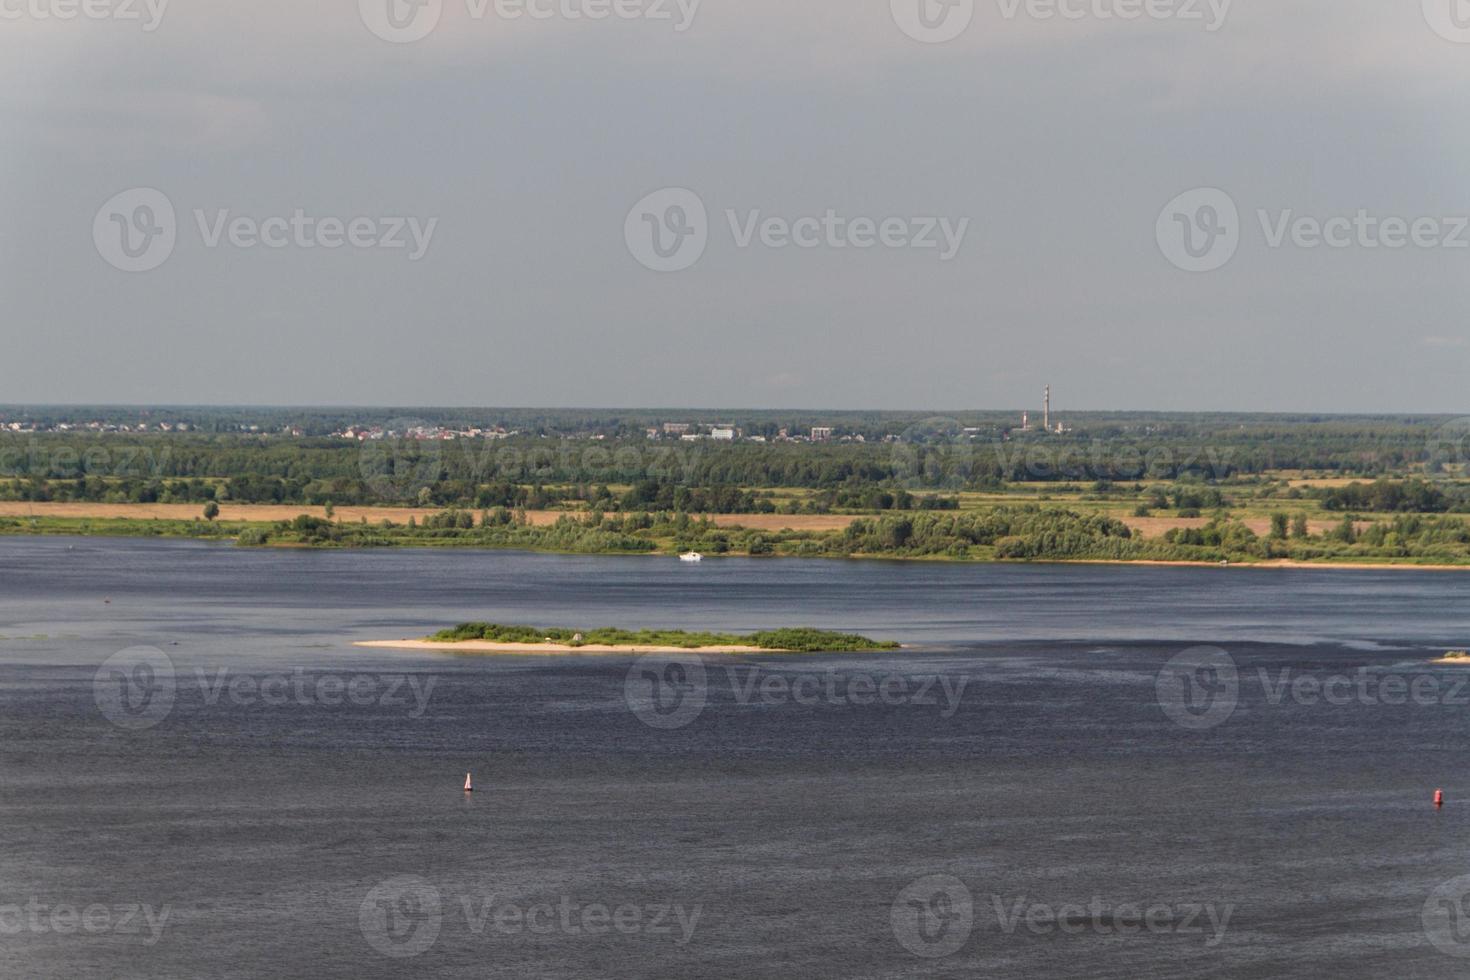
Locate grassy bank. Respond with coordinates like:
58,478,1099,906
428,624,900,652
8,506,1470,569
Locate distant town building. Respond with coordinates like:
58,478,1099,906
710,426,737,441
811,427,834,442
663,423,692,435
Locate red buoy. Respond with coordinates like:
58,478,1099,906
1436,789,1445,809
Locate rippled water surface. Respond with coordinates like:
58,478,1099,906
4,537,1470,978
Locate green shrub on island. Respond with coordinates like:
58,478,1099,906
428,623,898,652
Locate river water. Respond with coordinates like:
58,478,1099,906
4,536,1470,978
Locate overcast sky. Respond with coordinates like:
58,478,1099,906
3,0,1468,412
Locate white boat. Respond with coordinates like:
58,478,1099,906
679,552,703,563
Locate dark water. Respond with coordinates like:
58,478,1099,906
5,537,1470,978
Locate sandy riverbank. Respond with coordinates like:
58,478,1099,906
354,639,777,655
0,502,855,532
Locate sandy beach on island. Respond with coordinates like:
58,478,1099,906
354,639,777,655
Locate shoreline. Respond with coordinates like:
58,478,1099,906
1041,559,1470,573
354,639,781,655
7,522,1470,572
7,528,1470,572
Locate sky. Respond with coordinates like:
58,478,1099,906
3,0,1469,412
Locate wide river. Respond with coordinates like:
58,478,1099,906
5,537,1470,978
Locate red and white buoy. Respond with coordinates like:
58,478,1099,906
464,772,474,793
1436,789,1445,809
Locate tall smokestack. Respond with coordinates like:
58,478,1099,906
1044,386,1051,432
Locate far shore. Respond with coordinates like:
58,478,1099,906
354,639,778,655
1047,559,1470,573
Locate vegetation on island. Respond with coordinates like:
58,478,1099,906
427,623,900,652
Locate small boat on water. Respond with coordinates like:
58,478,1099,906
464,772,474,793
679,552,703,563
